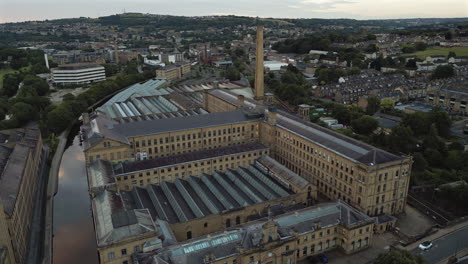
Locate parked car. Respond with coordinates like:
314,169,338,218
307,254,328,264
318,254,328,263
419,241,433,250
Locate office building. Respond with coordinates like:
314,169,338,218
51,63,105,85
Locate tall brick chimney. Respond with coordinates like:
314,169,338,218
254,25,264,103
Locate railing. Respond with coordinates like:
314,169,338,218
407,194,451,226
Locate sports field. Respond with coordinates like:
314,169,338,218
403,46,468,59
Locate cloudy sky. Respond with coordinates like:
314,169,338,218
1,0,467,23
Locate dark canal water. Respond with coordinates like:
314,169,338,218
53,130,99,264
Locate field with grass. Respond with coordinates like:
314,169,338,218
403,46,468,59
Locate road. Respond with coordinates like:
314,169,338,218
450,119,468,138
413,226,468,264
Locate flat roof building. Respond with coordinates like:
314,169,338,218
51,63,105,85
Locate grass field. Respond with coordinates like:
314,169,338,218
403,47,468,59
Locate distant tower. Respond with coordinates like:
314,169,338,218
114,41,119,64
204,43,208,65
298,104,311,121
44,53,49,70
254,25,264,102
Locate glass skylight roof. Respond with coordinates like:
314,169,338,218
182,233,241,254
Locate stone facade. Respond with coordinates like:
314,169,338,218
155,63,191,81
0,125,43,264
134,202,375,264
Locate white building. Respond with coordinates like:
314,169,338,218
263,61,288,71
51,64,106,85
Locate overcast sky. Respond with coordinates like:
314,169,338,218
1,0,467,23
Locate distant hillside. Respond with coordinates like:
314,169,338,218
1,13,467,33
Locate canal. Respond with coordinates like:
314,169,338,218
53,128,99,264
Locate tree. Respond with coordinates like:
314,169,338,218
47,105,75,133
9,102,35,124
1,73,21,97
448,141,464,151
330,104,357,125
405,59,417,69
275,83,307,105
423,124,447,154
402,112,430,136
447,51,457,59
17,85,37,98
102,63,120,77
388,125,416,154
287,64,300,74
351,115,379,135
380,98,394,110
445,150,464,171
445,31,453,40
412,152,428,171
437,185,468,216
366,96,380,115
23,75,49,96
233,48,245,58
365,44,378,53
429,107,451,138
315,68,346,84
424,148,444,167
401,46,416,53
431,65,455,80
224,66,240,81
383,56,397,67
414,42,428,51
31,63,49,74
374,249,427,264
34,80,50,96
370,56,384,71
